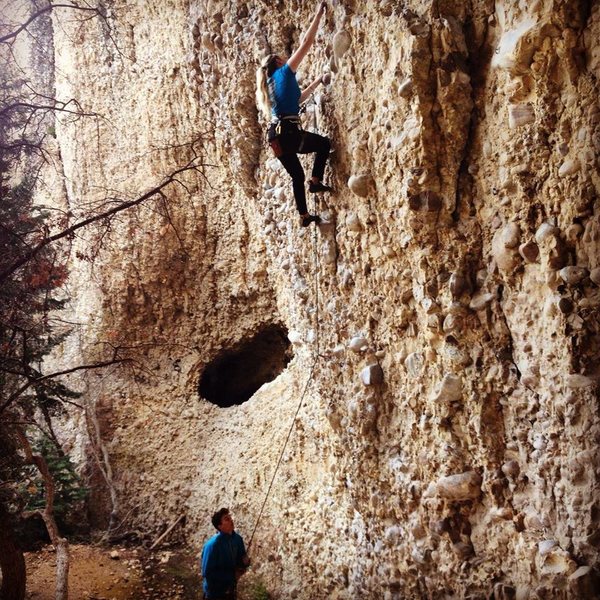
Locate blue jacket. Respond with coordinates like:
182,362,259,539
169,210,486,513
201,531,247,598
268,63,301,117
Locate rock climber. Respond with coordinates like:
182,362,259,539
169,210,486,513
201,508,250,600
255,1,332,228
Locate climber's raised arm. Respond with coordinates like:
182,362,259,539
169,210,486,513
287,2,326,73
300,75,324,104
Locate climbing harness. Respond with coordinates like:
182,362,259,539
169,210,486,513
268,114,305,157
272,114,302,135
247,200,321,550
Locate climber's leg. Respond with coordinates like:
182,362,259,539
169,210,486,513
298,131,332,191
278,153,308,215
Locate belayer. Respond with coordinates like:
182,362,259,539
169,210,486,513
256,1,332,228
201,508,250,600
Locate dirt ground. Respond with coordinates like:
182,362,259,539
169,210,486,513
25,544,202,600
24,544,267,600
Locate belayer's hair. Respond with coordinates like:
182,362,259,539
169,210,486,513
211,507,230,530
256,54,279,120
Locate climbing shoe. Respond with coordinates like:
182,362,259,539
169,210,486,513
309,182,333,193
301,214,321,227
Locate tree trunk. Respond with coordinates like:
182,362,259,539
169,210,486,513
34,508,69,600
53,538,70,600
0,505,26,600
16,428,69,600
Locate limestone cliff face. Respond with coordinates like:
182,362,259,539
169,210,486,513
44,0,599,598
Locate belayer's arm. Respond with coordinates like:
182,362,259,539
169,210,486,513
235,536,251,579
287,2,326,73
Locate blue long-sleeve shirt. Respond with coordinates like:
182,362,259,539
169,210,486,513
201,531,247,598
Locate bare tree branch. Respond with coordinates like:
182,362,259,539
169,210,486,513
0,357,131,415
0,149,207,283
0,100,99,119
0,3,103,45
84,392,120,540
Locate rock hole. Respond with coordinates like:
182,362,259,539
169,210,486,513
199,324,292,408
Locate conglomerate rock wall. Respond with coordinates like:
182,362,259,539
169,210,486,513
40,0,600,597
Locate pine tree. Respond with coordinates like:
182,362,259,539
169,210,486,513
19,435,88,525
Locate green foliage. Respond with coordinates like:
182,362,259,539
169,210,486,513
0,177,63,333
19,435,88,518
0,173,72,416
248,580,271,600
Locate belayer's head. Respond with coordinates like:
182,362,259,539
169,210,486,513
212,507,234,534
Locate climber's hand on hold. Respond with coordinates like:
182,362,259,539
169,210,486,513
315,2,326,20
290,2,326,71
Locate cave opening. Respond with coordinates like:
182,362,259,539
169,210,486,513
199,324,293,408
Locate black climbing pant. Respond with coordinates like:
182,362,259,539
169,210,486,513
203,589,236,600
268,121,331,215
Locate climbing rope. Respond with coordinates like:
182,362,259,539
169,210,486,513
312,94,319,135
313,201,321,357
247,195,321,550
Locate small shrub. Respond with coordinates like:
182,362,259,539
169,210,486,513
19,435,88,524
249,580,270,600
